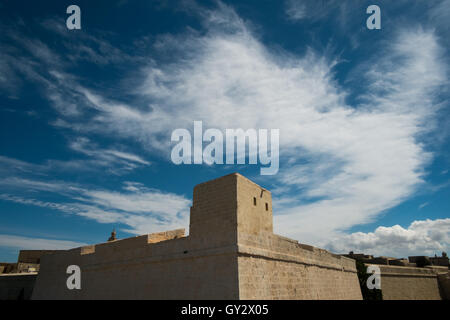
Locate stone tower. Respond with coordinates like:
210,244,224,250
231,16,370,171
31,173,363,300
189,173,273,247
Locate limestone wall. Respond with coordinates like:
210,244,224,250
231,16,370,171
237,235,361,299
437,273,450,299
0,263,16,274
238,255,361,299
189,173,239,248
0,273,37,300
375,265,443,300
16,262,39,273
234,174,362,299
18,250,62,264
31,173,363,300
32,229,239,300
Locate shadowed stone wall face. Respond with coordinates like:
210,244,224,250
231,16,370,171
438,273,450,300
18,250,63,264
375,265,445,300
32,230,239,300
0,274,37,300
31,173,363,300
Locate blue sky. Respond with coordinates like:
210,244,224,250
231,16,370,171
0,0,449,262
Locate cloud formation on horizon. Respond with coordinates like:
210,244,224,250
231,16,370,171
0,2,448,257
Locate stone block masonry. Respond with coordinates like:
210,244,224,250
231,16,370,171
374,265,446,300
0,273,37,300
31,173,362,299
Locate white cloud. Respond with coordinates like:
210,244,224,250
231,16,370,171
418,202,429,210
0,180,191,236
325,218,450,258
274,27,446,244
0,138,150,177
0,3,448,257
82,189,188,216
285,0,307,21
0,194,79,213
429,0,450,29
0,156,43,177
76,184,191,234
69,12,445,248
0,177,82,194
0,234,87,250
69,137,151,169
284,0,346,23
15,4,444,250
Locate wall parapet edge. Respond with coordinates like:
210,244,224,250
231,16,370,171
238,244,357,273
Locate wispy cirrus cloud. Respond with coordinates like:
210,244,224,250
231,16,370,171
284,0,343,22
429,0,450,30
418,202,429,210
0,177,190,236
39,17,141,66
69,137,151,170
0,234,87,250
285,0,307,21
0,150,149,176
0,2,448,257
